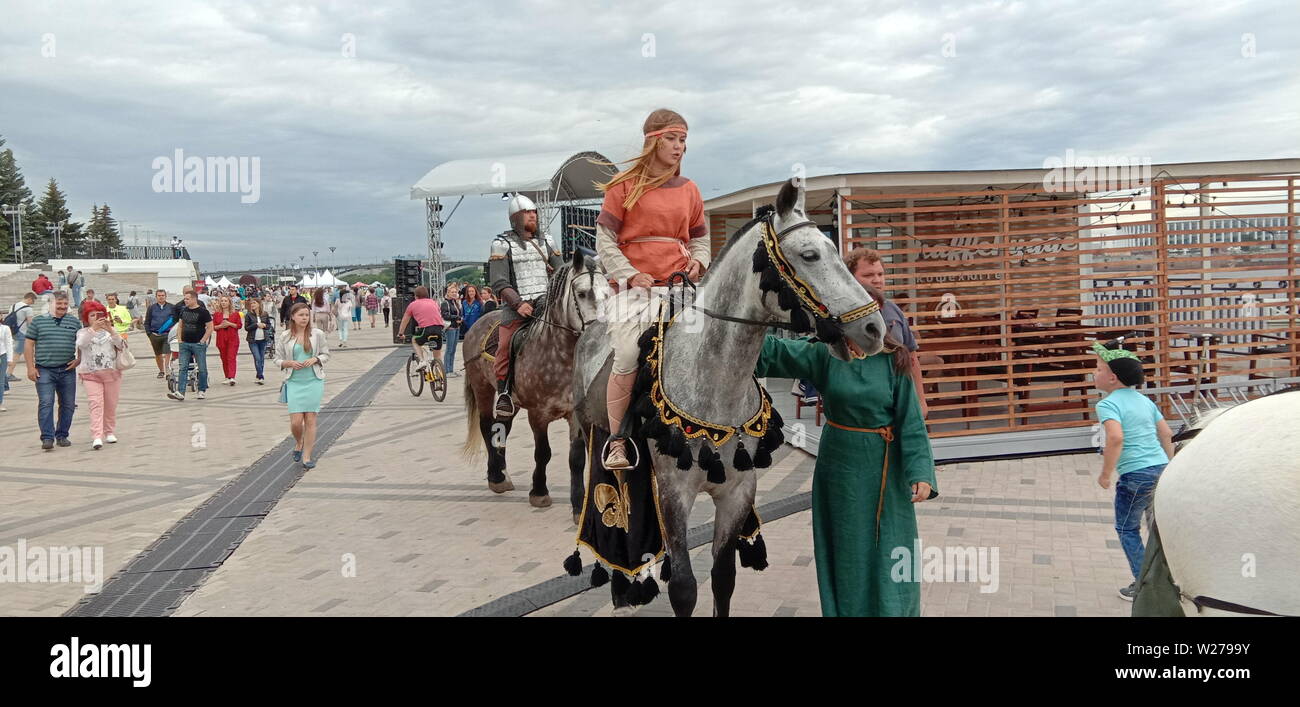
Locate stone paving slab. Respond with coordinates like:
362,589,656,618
532,451,1134,617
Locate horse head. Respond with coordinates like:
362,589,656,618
557,248,606,334
758,177,886,361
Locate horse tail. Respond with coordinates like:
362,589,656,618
462,373,484,460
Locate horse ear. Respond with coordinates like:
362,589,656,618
775,177,805,219
570,247,583,268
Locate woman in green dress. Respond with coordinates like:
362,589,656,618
756,321,937,616
276,303,331,469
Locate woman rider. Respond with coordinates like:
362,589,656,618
595,108,711,470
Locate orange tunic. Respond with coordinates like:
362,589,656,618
597,176,706,283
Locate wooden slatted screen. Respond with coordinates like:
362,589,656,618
836,174,1298,438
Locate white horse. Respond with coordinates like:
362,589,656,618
1152,389,1299,616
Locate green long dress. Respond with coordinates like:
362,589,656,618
756,336,937,617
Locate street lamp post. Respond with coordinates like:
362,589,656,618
45,220,66,259
1,203,27,264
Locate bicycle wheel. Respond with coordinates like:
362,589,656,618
429,359,447,402
406,354,424,397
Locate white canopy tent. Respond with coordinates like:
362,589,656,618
204,276,217,288
315,270,342,287
216,276,234,288
409,150,615,289
410,150,613,201
298,273,318,288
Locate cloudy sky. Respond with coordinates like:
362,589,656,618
1,0,1295,274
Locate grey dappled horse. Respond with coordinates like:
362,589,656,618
572,178,887,616
462,250,603,511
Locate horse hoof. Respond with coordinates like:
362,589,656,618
529,494,552,508
572,513,582,526
488,478,515,494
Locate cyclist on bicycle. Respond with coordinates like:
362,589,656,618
397,285,445,370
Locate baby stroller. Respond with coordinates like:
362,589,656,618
165,328,199,399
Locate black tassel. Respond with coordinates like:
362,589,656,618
759,265,783,293
706,459,726,484
733,443,753,471
664,427,685,458
737,535,769,571
769,406,784,429
660,556,672,581
754,447,773,468
776,285,798,311
611,570,630,597
788,306,811,333
698,445,712,468
644,416,668,443
763,423,785,449
590,563,609,587
815,316,842,344
676,445,694,470
640,576,660,603
752,243,770,273
563,549,582,576
626,578,645,605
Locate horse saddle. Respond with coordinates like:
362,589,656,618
482,313,539,363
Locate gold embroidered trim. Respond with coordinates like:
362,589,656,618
645,306,773,448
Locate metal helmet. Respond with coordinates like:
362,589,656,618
507,194,537,217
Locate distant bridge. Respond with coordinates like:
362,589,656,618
203,260,486,280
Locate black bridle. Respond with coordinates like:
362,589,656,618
692,213,880,332
529,261,599,336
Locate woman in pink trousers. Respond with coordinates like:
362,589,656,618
75,299,128,450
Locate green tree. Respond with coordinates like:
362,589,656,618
0,138,38,263
33,178,83,260
84,203,123,257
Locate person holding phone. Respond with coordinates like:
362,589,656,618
74,300,129,449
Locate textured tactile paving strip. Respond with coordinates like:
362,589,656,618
66,349,407,617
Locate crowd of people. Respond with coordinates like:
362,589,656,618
3,274,502,465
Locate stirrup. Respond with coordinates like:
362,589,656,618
601,435,639,470
493,392,517,419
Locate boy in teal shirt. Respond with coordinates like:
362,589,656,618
1092,342,1175,601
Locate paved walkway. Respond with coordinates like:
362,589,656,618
1,319,1137,617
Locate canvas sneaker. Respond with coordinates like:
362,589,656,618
1119,582,1137,601
197,391,206,400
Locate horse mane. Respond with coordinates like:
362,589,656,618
531,260,574,318
709,207,774,268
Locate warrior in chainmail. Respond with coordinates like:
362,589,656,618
488,194,562,418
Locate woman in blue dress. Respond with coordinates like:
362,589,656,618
276,302,331,469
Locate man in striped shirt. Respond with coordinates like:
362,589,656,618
25,292,81,450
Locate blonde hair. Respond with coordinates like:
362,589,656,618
596,108,689,211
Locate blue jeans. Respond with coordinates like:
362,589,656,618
248,339,268,379
71,286,82,306
35,364,77,441
1115,464,1165,580
0,352,8,404
177,341,210,392
443,326,460,372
